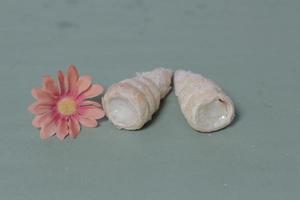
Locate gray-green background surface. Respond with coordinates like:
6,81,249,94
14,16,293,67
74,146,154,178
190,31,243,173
1,0,299,199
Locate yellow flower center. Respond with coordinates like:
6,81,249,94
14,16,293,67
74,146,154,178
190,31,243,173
57,98,77,116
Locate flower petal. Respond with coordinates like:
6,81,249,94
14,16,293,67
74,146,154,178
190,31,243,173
32,116,42,128
69,118,81,138
80,106,105,120
78,116,98,128
76,75,92,96
80,84,104,99
67,65,79,94
32,113,53,128
80,100,102,108
56,119,69,140
40,120,56,139
31,88,55,102
43,75,59,96
28,102,53,115
57,70,67,95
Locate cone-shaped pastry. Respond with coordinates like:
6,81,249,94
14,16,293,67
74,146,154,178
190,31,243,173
174,70,235,132
103,68,173,130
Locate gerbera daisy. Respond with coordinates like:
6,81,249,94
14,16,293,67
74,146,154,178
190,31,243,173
28,65,105,140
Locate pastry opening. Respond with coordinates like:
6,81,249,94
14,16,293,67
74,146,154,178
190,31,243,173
196,99,229,131
108,98,138,128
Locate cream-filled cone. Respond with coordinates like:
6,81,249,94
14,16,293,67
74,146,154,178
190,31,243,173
103,68,173,130
174,70,235,132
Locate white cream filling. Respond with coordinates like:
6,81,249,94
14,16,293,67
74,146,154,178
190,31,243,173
108,98,138,128
196,99,228,131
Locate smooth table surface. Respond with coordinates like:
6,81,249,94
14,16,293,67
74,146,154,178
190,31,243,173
0,0,299,199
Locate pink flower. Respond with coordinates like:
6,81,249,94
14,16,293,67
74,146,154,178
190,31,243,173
28,65,105,140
